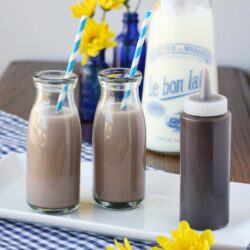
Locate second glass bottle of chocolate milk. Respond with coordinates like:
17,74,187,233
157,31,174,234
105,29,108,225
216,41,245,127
93,68,146,210
27,71,82,215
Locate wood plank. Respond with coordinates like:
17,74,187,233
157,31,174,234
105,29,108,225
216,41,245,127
218,68,250,183
0,61,80,119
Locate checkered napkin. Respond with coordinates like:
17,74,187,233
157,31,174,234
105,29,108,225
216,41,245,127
0,111,92,162
0,110,154,250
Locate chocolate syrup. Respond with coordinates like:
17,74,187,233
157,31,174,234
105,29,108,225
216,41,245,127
180,69,231,230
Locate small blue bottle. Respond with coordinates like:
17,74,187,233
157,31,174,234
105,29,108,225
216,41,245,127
79,50,108,122
113,12,146,100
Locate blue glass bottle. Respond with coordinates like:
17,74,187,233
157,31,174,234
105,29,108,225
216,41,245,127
113,12,147,100
79,50,108,121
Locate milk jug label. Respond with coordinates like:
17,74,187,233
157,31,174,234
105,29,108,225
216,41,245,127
150,43,213,64
148,68,203,100
146,67,204,131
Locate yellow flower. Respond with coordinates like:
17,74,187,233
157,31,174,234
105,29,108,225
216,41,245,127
98,0,125,11
106,238,133,250
151,221,214,250
80,18,117,64
70,0,97,18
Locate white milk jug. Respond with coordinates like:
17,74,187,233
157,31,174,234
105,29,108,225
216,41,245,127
142,0,218,154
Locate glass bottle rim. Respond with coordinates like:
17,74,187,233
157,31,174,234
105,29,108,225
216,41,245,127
98,68,142,90
33,70,78,88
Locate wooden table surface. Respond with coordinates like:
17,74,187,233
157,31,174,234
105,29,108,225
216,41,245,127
0,61,249,183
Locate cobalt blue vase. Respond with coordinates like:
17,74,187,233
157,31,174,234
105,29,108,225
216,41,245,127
113,12,147,100
79,50,108,122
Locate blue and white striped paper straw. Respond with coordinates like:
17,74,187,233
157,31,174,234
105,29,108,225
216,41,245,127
55,15,87,112
121,10,152,110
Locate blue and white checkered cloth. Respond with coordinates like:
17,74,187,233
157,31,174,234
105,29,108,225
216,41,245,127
0,111,92,162
0,110,154,250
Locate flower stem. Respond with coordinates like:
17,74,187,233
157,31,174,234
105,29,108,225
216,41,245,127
102,10,106,21
135,0,142,12
123,0,130,12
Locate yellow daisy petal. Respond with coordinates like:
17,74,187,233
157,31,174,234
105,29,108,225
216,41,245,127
156,236,171,249
154,221,214,250
70,0,97,18
124,238,132,250
199,230,214,246
114,239,127,250
106,246,115,250
98,0,125,11
82,54,89,65
179,220,190,232
79,19,117,64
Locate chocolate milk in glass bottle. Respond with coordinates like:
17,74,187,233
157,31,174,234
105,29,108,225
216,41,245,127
93,68,146,210
27,70,82,214
143,0,218,154
180,70,231,230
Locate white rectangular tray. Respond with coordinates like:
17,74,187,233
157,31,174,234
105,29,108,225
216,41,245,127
0,153,249,249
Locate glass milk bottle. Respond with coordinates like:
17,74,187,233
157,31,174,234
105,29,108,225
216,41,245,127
142,0,218,154
93,68,146,210
27,70,82,214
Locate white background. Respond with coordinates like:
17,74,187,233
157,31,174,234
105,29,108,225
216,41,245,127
0,0,250,77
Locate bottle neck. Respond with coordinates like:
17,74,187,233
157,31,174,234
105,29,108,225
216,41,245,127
88,50,106,65
121,12,139,37
98,68,142,108
100,86,141,108
35,87,77,111
33,70,78,112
